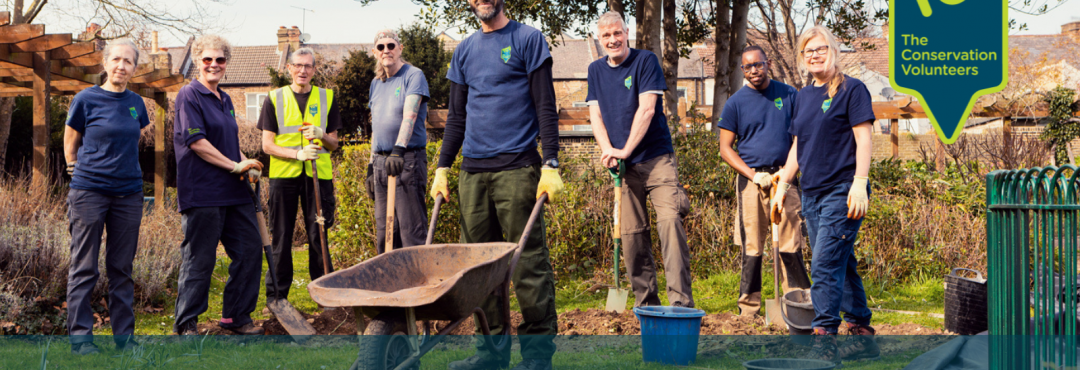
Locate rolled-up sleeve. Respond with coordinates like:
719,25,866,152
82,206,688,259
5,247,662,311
175,92,206,147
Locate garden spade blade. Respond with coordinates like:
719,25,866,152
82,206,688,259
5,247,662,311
605,160,629,313
246,178,316,338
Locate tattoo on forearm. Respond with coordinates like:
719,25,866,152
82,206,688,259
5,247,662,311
396,94,422,148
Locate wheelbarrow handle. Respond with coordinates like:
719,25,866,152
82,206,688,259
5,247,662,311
424,194,444,245
508,194,547,279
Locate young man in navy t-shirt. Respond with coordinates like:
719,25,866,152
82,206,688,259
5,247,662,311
429,0,563,368
587,11,693,309
718,46,811,317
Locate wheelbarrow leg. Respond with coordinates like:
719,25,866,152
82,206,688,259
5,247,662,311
353,306,366,335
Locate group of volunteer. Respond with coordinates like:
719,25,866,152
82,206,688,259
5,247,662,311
60,0,877,367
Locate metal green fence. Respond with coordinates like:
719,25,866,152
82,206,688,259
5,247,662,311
987,167,1078,369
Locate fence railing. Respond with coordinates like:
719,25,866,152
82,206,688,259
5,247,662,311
987,166,1078,369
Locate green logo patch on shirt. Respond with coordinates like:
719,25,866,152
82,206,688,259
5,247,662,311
395,87,401,97
624,76,633,89
129,107,138,119
230,109,235,117
821,98,832,113
774,97,783,110
501,46,511,63
187,128,201,135
310,105,318,116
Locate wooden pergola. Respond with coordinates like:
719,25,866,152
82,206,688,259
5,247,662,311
0,12,186,206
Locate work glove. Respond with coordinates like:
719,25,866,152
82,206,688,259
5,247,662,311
246,168,261,184
430,167,450,202
536,167,565,202
386,146,405,177
365,163,375,199
752,172,772,190
295,144,320,161
299,123,324,140
769,181,791,220
231,159,263,175
66,162,76,176
847,176,869,220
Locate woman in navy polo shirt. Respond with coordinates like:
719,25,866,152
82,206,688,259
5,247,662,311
171,35,265,336
770,26,878,364
64,39,149,354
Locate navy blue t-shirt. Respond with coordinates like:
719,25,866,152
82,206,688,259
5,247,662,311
369,64,430,152
586,49,672,165
66,86,150,196
789,76,876,196
173,80,251,212
446,20,551,159
718,81,798,168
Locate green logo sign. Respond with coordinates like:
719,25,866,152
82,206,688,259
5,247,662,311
501,46,511,63
821,98,832,113
624,76,632,89
889,0,1007,144
774,97,783,110
230,109,235,117
187,128,201,135
129,107,138,119
395,87,401,97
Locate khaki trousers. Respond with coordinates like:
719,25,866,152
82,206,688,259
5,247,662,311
621,153,694,307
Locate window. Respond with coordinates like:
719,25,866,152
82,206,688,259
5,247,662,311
572,101,589,108
246,92,268,121
677,87,688,103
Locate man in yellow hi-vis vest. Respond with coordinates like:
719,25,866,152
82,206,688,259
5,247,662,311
258,47,341,306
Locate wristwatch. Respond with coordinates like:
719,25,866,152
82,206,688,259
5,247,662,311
542,158,559,169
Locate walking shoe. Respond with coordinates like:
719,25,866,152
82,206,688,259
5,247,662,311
71,341,101,355
115,337,140,350
839,323,880,361
447,354,509,370
223,323,265,335
176,321,199,336
511,359,553,370
806,328,839,365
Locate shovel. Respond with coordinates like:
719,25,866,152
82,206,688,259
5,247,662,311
605,160,630,313
303,125,332,276
763,178,786,327
245,176,317,338
385,175,397,253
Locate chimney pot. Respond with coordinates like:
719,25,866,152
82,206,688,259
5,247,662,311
1063,21,1080,38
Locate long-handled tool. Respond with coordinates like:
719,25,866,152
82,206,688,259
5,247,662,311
605,160,630,313
303,124,332,276
764,178,786,327
385,174,397,253
246,177,316,337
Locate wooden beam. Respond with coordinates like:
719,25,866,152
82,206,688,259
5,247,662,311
0,24,45,43
130,69,172,84
11,34,73,53
132,63,154,77
154,92,168,210
890,119,899,159
32,51,51,188
145,74,184,89
61,50,102,67
0,51,34,68
50,42,95,60
0,12,9,26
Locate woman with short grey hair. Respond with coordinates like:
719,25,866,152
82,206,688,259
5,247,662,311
64,38,149,354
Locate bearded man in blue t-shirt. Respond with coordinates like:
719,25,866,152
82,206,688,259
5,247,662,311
429,0,564,368
586,11,693,309
718,46,812,317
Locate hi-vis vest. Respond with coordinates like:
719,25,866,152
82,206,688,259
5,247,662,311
268,87,333,180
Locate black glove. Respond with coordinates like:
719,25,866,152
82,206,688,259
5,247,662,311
385,146,405,177
365,162,375,199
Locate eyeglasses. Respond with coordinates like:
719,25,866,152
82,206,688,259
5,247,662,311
290,63,315,71
801,45,829,57
376,43,397,52
739,61,767,71
201,57,227,65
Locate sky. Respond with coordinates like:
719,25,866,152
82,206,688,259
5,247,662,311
15,0,1080,47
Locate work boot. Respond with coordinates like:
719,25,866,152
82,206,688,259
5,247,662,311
806,328,839,365
176,321,199,336
115,336,140,350
71,341,101,355
839,323,880,361
447,354,509,370
223,323,265,335
511,359,553,370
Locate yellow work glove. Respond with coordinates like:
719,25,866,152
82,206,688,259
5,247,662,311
231,159,263,174
847,176,869,220
299,124,325,140
430,167,450,202
295,144,320,161
752,172,772,190
536,167,565,202
769,181,791,219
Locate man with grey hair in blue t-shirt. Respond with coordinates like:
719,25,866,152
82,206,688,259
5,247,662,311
718,45,811,317
588,11,693,309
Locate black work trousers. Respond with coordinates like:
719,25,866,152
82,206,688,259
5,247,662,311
265,175,335,300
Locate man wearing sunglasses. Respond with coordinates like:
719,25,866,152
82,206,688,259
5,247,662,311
258,47,342,308
430,0,563,368
717,45,811,317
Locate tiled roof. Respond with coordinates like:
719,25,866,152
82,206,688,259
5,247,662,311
1010,34,1079,69
550,38,594,79
308,43,371,64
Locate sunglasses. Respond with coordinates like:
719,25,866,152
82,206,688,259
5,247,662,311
376,43,397,52
201,57,227,65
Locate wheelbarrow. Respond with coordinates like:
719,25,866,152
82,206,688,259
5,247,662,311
308,194,549,370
